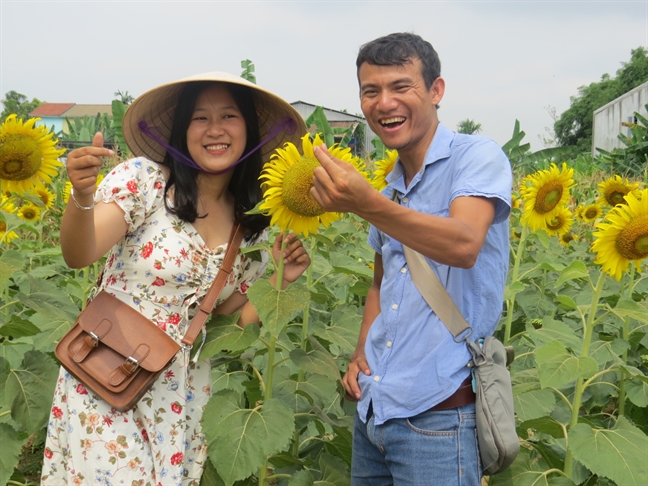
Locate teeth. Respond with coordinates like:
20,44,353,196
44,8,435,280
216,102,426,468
380,117,405,125
206,144,228,150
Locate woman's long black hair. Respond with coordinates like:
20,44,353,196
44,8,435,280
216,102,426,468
160,81,270,239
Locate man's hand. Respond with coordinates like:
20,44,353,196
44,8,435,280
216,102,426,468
66,132,113,197
272,233,310,286
342,349,371,401
310,145,376,214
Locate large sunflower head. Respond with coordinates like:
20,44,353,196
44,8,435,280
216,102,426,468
0,115,65,195
544,206,574,237
592,189,648,280
259,133,366,236
17,202,41,222
597,175,641,207
371,149,399,191
521,163,575,231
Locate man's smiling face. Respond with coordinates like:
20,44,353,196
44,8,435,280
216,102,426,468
359,58,444,164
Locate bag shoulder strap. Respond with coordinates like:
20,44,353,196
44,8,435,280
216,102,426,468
181,223,245,346
391,190,471,340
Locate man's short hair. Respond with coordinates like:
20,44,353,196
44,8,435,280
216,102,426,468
356,32,441,89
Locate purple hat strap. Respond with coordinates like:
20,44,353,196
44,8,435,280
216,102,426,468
138,115,297,175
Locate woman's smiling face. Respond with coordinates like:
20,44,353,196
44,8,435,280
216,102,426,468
186,84,247,173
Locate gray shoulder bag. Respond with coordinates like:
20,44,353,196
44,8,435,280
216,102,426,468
401,243,519,475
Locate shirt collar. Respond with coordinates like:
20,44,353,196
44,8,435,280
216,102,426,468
385,121,455,192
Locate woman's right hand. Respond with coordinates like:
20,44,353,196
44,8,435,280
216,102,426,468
66,132,114,197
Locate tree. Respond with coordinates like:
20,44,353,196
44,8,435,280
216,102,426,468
114,90,134,105
240,59,256,84
456,119,482,134
1,90,44,121
554,47,648,154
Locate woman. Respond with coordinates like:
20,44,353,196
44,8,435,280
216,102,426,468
42,73,309,485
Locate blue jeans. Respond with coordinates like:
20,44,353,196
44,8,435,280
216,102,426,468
351,403,482,486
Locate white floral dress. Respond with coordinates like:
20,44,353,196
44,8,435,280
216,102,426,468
42,158,268,486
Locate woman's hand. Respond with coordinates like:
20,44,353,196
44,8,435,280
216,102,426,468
66,132,113,198
272,233,310,287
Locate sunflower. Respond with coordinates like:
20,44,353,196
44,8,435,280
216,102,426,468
371,149,399,191
0,115,65,194
578,203,603,223
36,187,55,210
592,189,648,281
521,163,574,231
259,133,367,236
543,206,573,237
0,192,18,213
0,221,18,244
559,232,579,247
62,174,104,204
597,175,641,207
17,202,41,222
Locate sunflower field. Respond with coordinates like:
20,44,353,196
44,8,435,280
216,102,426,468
0,111,647,486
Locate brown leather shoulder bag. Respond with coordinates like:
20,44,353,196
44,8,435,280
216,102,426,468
55,224,244,412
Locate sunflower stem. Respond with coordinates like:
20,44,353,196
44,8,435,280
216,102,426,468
504,225,529,345
618,262,636,417
564,269,606,478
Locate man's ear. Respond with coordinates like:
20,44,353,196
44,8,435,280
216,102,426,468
430,77,445,106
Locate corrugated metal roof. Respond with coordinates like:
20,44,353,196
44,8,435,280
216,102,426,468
29,103,75,117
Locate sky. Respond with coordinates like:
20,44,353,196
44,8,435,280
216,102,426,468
1,0,647,151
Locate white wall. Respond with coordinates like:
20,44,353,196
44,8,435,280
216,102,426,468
592,81,648,155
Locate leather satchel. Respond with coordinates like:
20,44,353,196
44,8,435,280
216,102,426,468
55,224,244,412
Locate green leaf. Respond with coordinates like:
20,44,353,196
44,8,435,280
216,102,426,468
626,378,648,407
528,318,582,353
328,253,374,279
611,297,648,322
16,283,80,322
200,317,260,360
324,427,354,467
588,340,619,366
290,337,341,382
569,417,648,486
518,416,565,439
535,341,598,389
203,390,294,486
0,316,40,338
491,450,576,486
0,350,60,433
313,306,361,356
247,280,309,338
274,367,338,412
556,294,578,311
305,107,334,147
211,369,248,395
288,469,315,486
514,389,556,421
554,260,589,288
317,453,350,486
0,423,27,486
504,281,526,300
29,314,73,353
0,250,24,294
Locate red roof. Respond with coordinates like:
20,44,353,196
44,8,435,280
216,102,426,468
30,103,75,117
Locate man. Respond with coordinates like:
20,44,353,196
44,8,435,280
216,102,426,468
310,33,512,485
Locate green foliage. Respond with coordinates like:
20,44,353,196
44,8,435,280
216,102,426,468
241,59,256,85
61,112,116,145
456,118,482,134
554,47,648,154
1,91,44,121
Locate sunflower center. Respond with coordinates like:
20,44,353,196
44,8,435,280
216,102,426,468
615,215,648,260
0,222,6,232
547,215,565,230
0,134,43,181
535,182,563,213
562,233,574,243
282,157,325,217
585,207,599,219
607,190,627,206
22,208,37,220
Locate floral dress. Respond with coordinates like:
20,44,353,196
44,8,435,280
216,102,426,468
42,158,268,486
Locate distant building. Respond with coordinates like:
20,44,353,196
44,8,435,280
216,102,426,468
592,81,648,155
29,103,112,134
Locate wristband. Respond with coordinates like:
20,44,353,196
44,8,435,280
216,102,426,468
71,189,95,211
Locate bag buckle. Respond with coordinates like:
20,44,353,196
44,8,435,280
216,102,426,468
87,331,99,347
125,356,140,372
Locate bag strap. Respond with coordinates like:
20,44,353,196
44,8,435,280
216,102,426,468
391,190,472,341
181,223,245,346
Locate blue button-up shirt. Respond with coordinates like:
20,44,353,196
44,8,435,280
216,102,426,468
358,122,512,425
